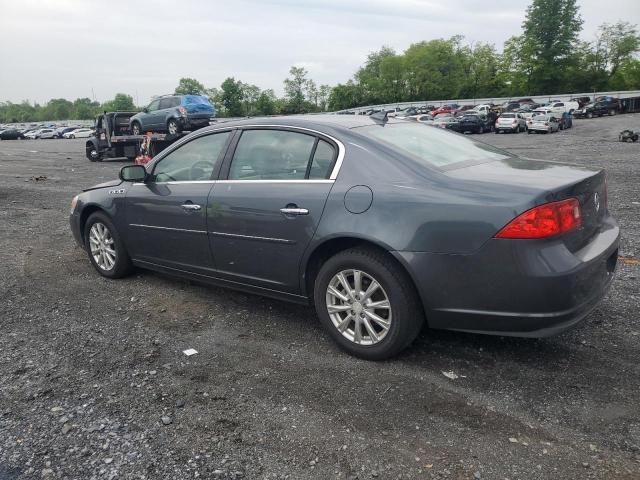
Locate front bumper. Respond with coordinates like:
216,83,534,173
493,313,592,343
395,214,620,337
70,211,84,249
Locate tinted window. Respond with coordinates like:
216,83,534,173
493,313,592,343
229,130,316,180
500,113,515,118
356,123,511,168
309,140,336,179
159,98,175,109
152,132,230,182
148,100,160,111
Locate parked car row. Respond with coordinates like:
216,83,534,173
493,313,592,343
408,108,574,136
0,125,94,140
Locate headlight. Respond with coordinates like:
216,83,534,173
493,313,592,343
70,195,79,214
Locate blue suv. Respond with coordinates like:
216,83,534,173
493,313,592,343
129,95,216,135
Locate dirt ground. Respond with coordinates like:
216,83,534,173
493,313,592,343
1,114,639,480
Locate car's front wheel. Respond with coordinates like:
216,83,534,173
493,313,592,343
314,248,423,360
131,122,142,135
84,212,133,279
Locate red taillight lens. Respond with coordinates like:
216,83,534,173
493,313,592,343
495,198,582,239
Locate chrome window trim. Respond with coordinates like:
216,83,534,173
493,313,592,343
231,124,345,180
216,179,333,184
132,180,216,186
143,123,346,181
129,224,207,234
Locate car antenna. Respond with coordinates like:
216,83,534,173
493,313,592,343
370,111,388,124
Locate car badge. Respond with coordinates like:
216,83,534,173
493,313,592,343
594,192,600,212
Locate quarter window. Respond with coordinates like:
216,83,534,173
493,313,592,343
159,97,176,109
151,132,231,182
308,140,336,179
228,130,317,180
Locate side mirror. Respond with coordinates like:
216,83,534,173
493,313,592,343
143,108,149,113
120,165,147,182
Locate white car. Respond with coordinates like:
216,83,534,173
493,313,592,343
543,101,579,115
495,113,527,133
527,115,560,134
63,128,93,139
24,128,54,139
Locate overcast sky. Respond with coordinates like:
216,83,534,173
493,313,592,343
1,0,638,106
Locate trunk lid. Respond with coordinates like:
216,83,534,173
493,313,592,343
447,157,607,251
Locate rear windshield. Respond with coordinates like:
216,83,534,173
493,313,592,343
500,113,515,118
184,95,211,105
356,123,511,168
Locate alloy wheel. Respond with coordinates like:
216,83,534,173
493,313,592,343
89,222,116,271
325,269,392,346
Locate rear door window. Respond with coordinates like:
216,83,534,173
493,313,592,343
228,129,317,180
148,100,160,112
159,98,174,110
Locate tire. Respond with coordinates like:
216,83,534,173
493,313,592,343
313,247,423,360
494,129,499,134
609,109,616,116
83,212,133,279
167,119,181,135
131,122,142,136
586,112,593,119
528,130,533,134
477,126,482,134
70,135,75,139
86,146,101,162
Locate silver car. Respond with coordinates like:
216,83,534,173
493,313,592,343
528,115,560,134
495,113,527,133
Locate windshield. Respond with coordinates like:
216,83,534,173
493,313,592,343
355,122,512,168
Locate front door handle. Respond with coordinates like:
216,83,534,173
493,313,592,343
280,207,309,216
181,203,202,211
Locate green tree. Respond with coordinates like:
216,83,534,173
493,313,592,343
102,93,136,112
255,89,277,115
175,77,206,95
518,0,583,94
73,97,100,119
240,82,261,116
220,77,244,117
283,66,314,113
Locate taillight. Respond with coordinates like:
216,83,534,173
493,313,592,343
495,198,582,239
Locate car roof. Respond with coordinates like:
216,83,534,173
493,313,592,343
201,114,412,133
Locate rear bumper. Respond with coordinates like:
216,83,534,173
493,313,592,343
394,214,620,337
182,114,212,129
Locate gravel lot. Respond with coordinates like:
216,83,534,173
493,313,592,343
1,115,639,480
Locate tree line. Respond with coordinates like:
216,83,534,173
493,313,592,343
1,0,639,122
328,1,640,110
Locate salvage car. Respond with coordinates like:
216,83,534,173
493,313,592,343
0,128,23,140
130,94,216,135
456,113,490,134
69,115,619,360
528,114,560,133
64,127,93,139
495,113,527,133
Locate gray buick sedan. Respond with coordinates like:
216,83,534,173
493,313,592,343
70,115,619,359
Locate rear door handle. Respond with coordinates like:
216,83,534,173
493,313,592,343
181,203,201,211
280,207,309,216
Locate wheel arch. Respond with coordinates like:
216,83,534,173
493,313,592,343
78,204,110,246
302,235,429,323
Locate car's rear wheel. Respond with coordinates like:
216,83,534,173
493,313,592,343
70,135,75,139
167,119,181,135
609,109,616,116
131,122,142,135
84,212,133,279
586,112,593,119
314,247,423,360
